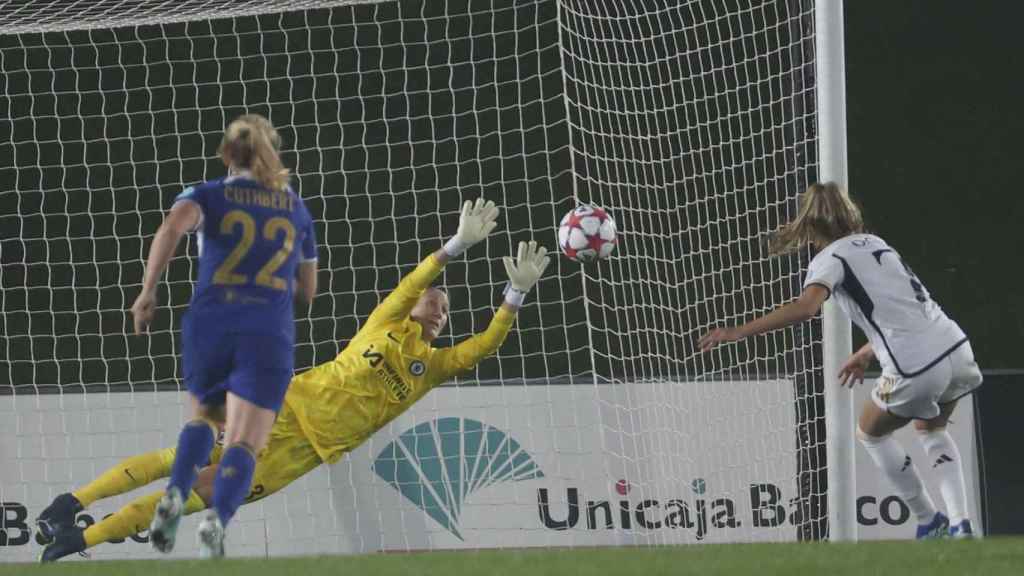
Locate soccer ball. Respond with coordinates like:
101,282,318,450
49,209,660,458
558,204,617,262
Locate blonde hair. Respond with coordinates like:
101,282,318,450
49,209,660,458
770,181,864,254
218,114,290,193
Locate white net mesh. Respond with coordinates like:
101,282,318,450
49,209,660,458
0,0,827,559
555,0,825,544
0,1,379,35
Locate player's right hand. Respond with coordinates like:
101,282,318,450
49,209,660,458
130,289,157,335
697,326,741,351
837,351,871,387
454,198,500,249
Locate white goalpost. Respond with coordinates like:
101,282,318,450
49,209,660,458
0,0,853,559
814,0,856,542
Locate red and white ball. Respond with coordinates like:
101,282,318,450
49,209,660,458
558,204,617,262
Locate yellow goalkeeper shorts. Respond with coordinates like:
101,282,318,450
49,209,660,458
157,442,223,468
243,401,324,504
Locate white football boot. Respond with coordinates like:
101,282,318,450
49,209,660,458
197,510,225,558
149,487,184,553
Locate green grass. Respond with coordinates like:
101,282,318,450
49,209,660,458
5,539,1024,576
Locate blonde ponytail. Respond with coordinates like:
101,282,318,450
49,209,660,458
770,182,864,254
219,114,290,192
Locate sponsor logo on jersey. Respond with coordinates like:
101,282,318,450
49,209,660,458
363,345,411,401
377,362,410,401
409,360,425,376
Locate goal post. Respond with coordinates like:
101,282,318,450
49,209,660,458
0,0,851,559
815,0,856,542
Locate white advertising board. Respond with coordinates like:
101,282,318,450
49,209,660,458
0,380,979,562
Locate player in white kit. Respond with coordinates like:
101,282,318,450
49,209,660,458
699,181,981,539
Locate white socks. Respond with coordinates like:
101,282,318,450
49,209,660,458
918,428,969,525
857,428,937,523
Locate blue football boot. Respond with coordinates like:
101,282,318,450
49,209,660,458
915,511,949,539
949,519,975,539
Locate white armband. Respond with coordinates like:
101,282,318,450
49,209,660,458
442,236,468,258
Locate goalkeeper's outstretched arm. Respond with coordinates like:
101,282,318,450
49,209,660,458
363,198,500,330
430,240,550,378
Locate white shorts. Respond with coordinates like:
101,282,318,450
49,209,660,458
871,341,983,420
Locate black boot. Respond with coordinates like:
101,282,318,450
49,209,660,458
36,493,83,544
39,526,86,563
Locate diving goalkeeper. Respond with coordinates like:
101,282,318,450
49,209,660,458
37,198,552,561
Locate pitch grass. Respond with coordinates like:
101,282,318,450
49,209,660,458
4,539,1024,576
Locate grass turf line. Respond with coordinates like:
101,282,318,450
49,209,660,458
4,539,1024,576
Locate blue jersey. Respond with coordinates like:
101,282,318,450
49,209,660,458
175,173,317,338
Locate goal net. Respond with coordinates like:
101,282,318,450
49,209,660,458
0,0,828,559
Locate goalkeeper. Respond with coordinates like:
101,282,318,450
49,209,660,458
38,199,551,562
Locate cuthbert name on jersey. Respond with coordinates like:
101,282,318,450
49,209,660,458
224,186,297,212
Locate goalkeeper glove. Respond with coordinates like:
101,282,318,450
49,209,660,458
443,198,500,257
502,240,551,306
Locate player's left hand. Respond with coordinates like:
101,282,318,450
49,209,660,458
130,289,157,334
838,351,871,387
503,240,551,293
698,326,741,351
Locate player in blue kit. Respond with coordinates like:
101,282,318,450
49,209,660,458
129,114,318,558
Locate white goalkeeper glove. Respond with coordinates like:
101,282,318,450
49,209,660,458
502,241,551,306
443,198,500,257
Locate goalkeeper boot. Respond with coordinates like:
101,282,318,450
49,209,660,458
197,510,225,559
39,526,86,563
150,487,184,553
915,511,949,539
949,519,975,539
36,493,83,544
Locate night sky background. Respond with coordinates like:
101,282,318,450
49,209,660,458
1,0,1020,396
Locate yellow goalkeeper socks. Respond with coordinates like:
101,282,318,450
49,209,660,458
183,489,207,515
83,489,206,549
72,448,175,507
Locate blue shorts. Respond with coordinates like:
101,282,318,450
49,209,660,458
180,312,294,412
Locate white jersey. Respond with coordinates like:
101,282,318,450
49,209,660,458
804,234,967,377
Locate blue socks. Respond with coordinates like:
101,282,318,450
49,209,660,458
213,444,256,527
167,420,216,498
167,420,257,528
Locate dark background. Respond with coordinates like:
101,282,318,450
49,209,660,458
0,0,579,392
844,2,1024,535
2,4,1016,375
0,0,821,393
845,1,1023,365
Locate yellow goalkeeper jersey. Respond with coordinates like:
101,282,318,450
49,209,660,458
284,253,516,463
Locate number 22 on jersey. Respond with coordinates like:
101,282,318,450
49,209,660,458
213,209,296,290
